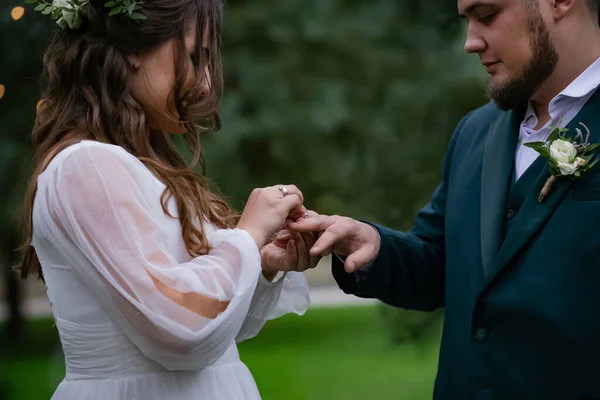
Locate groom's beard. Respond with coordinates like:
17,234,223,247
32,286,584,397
486,11,559,111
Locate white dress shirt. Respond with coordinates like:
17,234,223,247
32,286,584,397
515,57,600,179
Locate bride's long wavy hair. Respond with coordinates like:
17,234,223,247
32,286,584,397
17,0,238,280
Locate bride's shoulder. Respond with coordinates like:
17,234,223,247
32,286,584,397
41,140,144,179
48,140,134,166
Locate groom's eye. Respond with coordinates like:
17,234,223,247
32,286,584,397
478,13,497,25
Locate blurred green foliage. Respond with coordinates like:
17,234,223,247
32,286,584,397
0,0,489,343
205,0,489,343
205,0,488,230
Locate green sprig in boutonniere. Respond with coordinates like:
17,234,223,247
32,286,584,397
525,120,600,203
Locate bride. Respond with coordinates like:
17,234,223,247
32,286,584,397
16,0,319,398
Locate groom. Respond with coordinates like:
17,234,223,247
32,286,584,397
289,0,600,398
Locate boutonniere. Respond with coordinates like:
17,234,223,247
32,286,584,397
524,120,600,203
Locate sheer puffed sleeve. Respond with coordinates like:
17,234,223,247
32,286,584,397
236,271,310,342
33,141,304,371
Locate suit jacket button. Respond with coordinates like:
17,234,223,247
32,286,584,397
474,327,488,341
506,209,515,220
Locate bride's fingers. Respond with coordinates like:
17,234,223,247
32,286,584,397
288,205,308,221
305,209,320,218
279,194,303,217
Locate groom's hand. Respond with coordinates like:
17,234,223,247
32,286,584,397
287,212,380,273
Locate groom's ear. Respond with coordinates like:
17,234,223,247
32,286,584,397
548,0,577,22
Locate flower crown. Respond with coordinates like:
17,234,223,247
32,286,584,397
25,0,146,30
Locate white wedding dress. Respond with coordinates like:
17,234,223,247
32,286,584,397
31,140,310,400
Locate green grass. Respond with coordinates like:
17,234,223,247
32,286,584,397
1,306,441,400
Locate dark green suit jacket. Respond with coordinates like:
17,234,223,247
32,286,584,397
333,91,600,399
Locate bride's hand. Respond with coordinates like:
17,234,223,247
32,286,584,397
260,227,321,279
236,184,306,249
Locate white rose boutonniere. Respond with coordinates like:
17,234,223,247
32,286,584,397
525,120,600,203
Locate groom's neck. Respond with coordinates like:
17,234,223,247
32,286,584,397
530,29,600,129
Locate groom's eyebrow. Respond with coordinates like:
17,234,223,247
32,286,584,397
459,1,493,19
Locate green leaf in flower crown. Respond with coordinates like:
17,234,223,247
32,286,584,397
105,1,117,7
41,6,53,14
34,3,47,10
574,170,581,178
109,6,122,15
131,12,146,20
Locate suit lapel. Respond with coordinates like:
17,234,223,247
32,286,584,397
480,108,521,275
477,90,600,299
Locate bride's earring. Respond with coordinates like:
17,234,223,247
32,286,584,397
129,59,140,72
128,52,141,72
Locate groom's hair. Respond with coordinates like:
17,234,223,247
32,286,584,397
587,0,600,24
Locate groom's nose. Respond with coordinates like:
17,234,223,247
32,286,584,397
464,30,486,54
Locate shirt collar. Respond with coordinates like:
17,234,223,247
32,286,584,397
522,56,600,128
558,56,600,99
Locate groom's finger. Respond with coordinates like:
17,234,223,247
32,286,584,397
288,215,332,233
344,246,376,273
309,229,341,257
